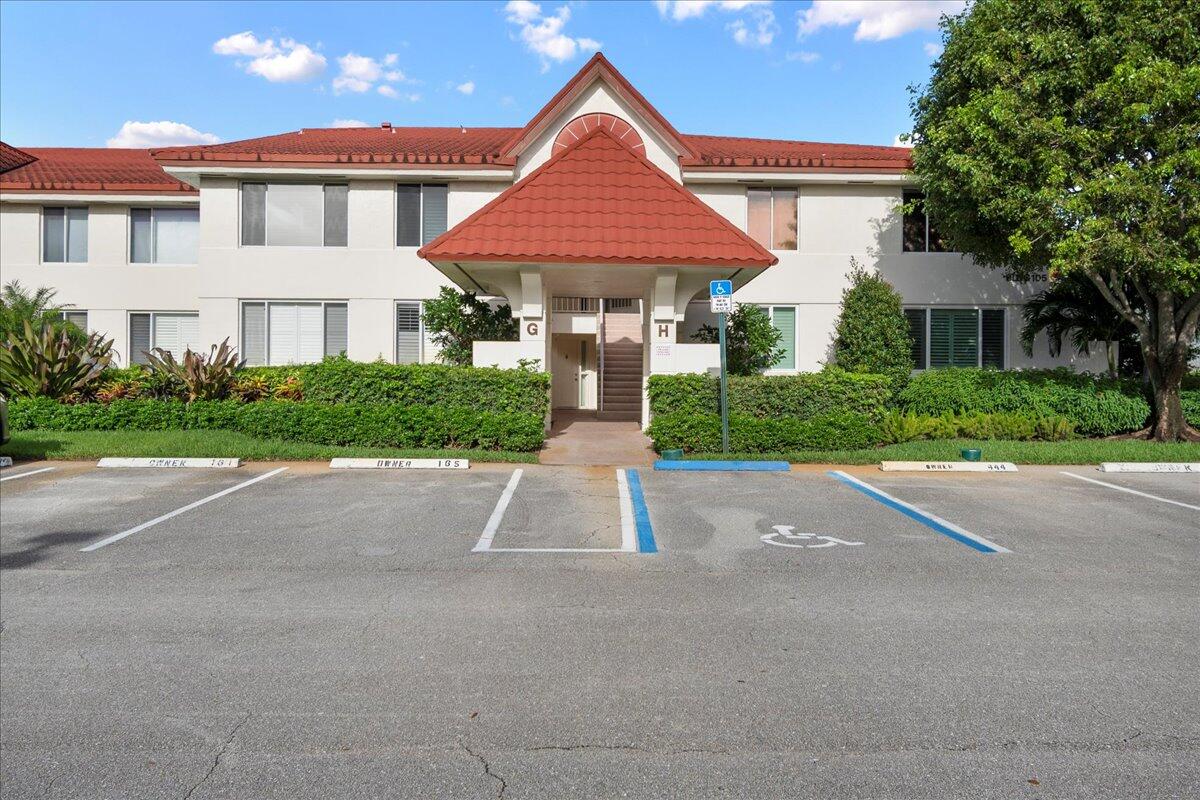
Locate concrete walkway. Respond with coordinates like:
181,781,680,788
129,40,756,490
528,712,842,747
539,410,655,466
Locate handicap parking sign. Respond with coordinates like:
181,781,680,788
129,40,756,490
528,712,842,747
710,280,733,297
710,280,734,313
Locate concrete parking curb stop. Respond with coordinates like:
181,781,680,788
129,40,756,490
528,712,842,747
1098,462,1199,473
0,456,12,468
880,461,1018,473
330,458,469,469
97,457,241,468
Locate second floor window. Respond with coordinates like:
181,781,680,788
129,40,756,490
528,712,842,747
131,207,199,264
397,184,448,246
747,188,798,251
43,207,88,263
902,190,946,253
241,183,348,247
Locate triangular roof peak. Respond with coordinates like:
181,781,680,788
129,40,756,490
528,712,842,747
500,52,695,163
420,125,774,268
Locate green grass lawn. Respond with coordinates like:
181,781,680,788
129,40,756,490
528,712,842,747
686,438,1200,465
0,430,538,464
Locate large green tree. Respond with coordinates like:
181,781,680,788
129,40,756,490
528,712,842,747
421,286,518,367
909,0,1200,440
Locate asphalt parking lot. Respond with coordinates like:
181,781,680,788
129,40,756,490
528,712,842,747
1,461,1197,799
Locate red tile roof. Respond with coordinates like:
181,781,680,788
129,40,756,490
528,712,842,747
153,126,519,167
682,134,912,170
418,126,777,268
0,147,195,194
0,142,38,173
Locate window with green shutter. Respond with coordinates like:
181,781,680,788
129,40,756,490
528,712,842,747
929,309,979,368
981,309,1005,368
769,306,796,370
903,308,927,370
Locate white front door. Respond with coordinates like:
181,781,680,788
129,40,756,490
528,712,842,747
552,335,580,408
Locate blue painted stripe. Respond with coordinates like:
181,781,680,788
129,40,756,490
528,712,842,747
626,469,658,554
654,460,790,472
827,470,1007,554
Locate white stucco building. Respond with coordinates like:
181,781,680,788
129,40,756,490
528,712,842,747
0,53,1101,425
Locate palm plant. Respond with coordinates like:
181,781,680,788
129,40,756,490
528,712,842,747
0,281,85,345
1020,276,1137,378
143,338,243,401
0,321,115,399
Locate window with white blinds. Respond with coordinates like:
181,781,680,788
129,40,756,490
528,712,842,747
43,207,88,263
397,184,448,246
240,183,348,247
59,310,88,332
240,301,348,366
128,312,199,365
905,307,1005,370
131,207,200,263
395,301,422,364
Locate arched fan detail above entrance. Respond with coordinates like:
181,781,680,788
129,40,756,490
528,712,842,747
553,113,644,154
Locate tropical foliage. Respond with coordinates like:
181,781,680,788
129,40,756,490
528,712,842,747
908,0,1200,439
0,321,114,399
690,303,784,375
143,338,243,401
0,281,84,345
421,286,518,367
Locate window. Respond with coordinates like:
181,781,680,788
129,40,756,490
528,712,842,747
395,301,423,364
129,312,200,365
240,183,348,247
763,305,797,370
902,190,946,253
42,207,88,262
59,310,88,332
397,184,448,246
131,207,199,263
905,307,1005,369
240,301,348,366
747,188,798,250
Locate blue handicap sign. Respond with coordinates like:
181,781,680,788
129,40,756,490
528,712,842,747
710,279,733,297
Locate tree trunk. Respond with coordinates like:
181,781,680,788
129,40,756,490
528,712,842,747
1150,380,1186,442
1141,291,1196,442
1105,340,1117,378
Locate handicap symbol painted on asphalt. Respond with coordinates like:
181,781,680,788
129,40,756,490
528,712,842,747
760,525,864,549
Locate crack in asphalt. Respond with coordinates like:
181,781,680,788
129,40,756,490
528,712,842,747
459,741,507,799
182,715,249,800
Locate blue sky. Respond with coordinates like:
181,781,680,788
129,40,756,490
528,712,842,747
0,1,963,149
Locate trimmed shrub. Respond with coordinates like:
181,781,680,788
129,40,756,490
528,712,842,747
831,259,913,389
648,368,893,421
879,410,1077,443
296,356,549,416
897,368,1152,436
8,397,544,452
647,411,882,453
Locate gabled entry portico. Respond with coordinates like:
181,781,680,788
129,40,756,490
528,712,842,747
419,125,777,428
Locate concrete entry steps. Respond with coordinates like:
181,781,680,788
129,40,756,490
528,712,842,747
601,302,643,421
540,410,654,466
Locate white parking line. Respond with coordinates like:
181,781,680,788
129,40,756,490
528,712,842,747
472,468,523,553
1060,471,1200,511
0,467,55,483
616,469,636,552
80,467,289,552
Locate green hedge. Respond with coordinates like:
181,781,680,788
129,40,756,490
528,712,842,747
647,411,882,453
896,368,1164,436
295,357,549,416
648,368,893,421
9,398,544,452
880,410,1076,443
97,356,549,415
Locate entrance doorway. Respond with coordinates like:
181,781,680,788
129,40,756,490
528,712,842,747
551,333,597,409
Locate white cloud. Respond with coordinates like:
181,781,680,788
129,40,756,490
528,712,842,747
212,31,278,58
797,1,966,41
924,41,943,57
728,7,777,47
785,50,820,63
505,1,601,70
332,52,410,95
330,119,369,128
654,1,769,21
213,31,327,82
892,134,913,148
107,120,220,148
656,1,777,48
456,80,476,95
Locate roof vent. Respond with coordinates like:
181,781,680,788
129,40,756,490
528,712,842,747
381,121,392,129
